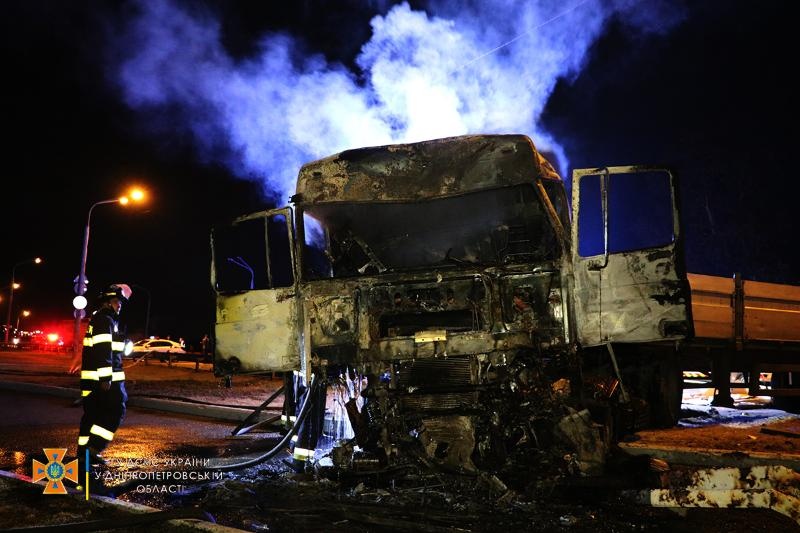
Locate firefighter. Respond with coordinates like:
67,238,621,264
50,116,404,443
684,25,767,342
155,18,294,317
77,283,132,480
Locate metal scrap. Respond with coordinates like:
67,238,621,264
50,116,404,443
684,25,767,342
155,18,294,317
629,465,800,524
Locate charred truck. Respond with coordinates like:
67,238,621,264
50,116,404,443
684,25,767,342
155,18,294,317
210,134,694,477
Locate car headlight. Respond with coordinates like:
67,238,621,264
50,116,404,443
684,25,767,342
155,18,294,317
124,340,134,356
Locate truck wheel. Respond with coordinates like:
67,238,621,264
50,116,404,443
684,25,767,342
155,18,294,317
770,372,800,413
652,354,683,427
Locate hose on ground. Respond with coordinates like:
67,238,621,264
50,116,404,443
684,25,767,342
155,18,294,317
205,373,318,472
102,373,318,496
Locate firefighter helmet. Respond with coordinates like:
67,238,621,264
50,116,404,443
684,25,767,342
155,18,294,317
98,283,133,303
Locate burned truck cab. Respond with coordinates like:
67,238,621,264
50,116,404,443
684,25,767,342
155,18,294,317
296,135,572,366
211,134,691,474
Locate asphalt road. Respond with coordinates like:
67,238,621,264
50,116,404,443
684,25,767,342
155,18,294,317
0,349,73,374
0,391,243,476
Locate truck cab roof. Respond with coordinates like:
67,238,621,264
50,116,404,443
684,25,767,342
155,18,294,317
294,134,561,205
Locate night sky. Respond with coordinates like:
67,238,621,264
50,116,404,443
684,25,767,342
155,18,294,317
1,0,797,344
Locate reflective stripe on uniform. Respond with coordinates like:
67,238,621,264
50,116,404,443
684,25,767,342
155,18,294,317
97,366,113,378
293,447,314,460
291,435,299,443
84,333,113,347
90,424,114,441
78,436,89,446
281,415,298,422
81,390,91,397
111,341,125,352
81,370,99,380
111,371,125,381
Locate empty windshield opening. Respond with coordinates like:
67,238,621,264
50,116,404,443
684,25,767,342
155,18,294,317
302,185,558,280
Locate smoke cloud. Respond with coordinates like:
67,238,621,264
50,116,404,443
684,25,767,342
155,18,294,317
114,0,683,204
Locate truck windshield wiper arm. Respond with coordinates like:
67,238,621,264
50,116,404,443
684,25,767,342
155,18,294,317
442,248,481,266
349,232,388,274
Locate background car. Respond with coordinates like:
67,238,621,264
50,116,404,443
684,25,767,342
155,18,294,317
131,338,186,361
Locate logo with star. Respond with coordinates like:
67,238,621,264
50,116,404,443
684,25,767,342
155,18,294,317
32,448,78,494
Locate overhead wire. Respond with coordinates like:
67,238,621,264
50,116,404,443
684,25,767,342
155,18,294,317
459,0,595,70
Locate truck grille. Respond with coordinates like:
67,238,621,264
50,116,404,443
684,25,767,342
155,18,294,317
396,357,474,388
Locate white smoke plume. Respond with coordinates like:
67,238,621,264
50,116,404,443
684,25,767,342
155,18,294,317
115,0,683,204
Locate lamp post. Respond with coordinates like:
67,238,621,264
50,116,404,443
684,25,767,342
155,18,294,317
70,188,147,362
16,310,30,332
5,257,42,343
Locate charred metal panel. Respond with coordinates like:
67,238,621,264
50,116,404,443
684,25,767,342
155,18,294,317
499,271,565,347
572,246,691,344
307,294,357,346
419,416,477,471
367,277,486,339
295,135,560,204
637,466,800,524
370,330,534,362
215,289,300,372
570,166,692,345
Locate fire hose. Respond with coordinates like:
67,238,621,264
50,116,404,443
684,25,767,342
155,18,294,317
205,373,318,472
99,374,318,498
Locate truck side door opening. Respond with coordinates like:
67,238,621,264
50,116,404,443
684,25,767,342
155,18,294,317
213,213,294,292
211,208,300,373
571,167,692,345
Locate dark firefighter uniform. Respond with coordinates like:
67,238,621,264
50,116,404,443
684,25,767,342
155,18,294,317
78,284,131,460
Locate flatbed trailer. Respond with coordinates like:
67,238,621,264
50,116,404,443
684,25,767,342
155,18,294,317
681,273,800,405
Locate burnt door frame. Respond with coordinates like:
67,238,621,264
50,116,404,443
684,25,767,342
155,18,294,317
570,166,692,346
211,207,301,373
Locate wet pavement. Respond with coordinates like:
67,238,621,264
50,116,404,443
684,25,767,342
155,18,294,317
2,356,799,531
2,388,797,531
0,391,242,477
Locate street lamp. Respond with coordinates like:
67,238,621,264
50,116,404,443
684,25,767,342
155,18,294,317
16,310,30,332
4,257,42,343
71,187,147,361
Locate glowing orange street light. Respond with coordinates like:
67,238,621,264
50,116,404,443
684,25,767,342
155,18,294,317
16,309,31,331
71,186,148,363
119,187,146,206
